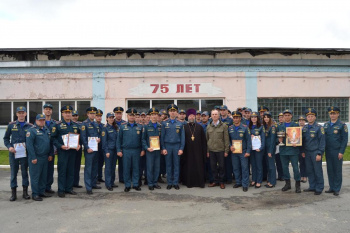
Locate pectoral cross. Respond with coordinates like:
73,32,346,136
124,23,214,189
191,135,195,141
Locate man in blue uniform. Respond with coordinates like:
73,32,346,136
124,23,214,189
52,106,81,197
195,110,202,123
178,109,187,124
324,106,348,196
301,108,325,195
117,108,145,192
220,105,233,184
72,110,84,188
43,103,57,194
3,106,32,201
200,111,213,184
96,109,105,183
142,108,162,190
81,106,101,195
114,106,126,183
277,109,301,193
26,114,52,201
229,111,251,192
161,104,185,190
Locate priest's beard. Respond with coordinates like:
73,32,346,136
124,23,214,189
188,119,195,123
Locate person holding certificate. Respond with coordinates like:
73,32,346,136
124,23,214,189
26,114,52,201
142,108,162,190
228,111,251,192
276,109,302,193
262,111,277,188
101,112,119,191
248,112,265,189
52,105,81,197
81,107,101,195
3,106,32,201
117,108,145,192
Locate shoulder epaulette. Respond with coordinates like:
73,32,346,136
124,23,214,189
56,121,62,124
27,123,33,126
121,122,127,125
9,121,16,125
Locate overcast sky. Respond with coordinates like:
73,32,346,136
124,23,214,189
0,0,349,48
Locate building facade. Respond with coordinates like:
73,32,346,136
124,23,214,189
0,47,349,148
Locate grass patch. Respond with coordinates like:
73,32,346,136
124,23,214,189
0,150,85,165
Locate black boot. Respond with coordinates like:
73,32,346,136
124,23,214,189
22,186,30,200
10,188,17,201
295,181,301,193
282,179,291,191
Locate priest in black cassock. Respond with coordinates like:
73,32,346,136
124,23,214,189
181,109,207,188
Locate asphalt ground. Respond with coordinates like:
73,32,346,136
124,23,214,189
0,165,349,233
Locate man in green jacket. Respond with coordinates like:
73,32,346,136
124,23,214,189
206,109,230,189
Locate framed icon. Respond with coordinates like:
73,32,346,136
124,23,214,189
286,127,302,146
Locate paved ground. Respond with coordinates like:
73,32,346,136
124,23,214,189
0,165,349,233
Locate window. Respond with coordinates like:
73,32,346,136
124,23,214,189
127,99,224,113
0,100,91,125
0,102,11,125
258,98,349,122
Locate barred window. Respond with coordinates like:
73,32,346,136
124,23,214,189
258,98,349,122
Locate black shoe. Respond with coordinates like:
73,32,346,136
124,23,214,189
325,189,334,193
303,189,316,192
314,191,322,195
65,191,77,195
112,184,119,188
73,185,83,188
282,180,291,192
32,196,43,201
153,185,161,189
92,186,102,189
265,184,275,188
124,187,131,192
22,186,30,200
58,192,65,198
39,193,52,198
98,179,105,182
107,187,113,191
10,188,17,202
243,187,248,192
87,190,93,195
233,184,242,188
174,185,180,190
333,191,339,196
255,184,261,189
166,185,172,190
133,186,141,191
149,186,154,191
45,189,55,193
249,183,255,187
295,181,301,193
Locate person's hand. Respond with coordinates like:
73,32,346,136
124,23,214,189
117,152,123,157
316,155,322,161
61,145,69,150
97,138,101,143
141,151,145,157
87,148,94,153
9,147,16,153
302,153,305,158
147,148,154,152
230,146,235,152
76,144,81,151
244,153,250,158
32,159,37,164
162,149,168,155
48,156,53,161
207,153,210,158
224,153,228,157
106,153,110,158
178,150,183,156
268,153,272,158
338,153,343,160
292,143,297,147
256,149,260,152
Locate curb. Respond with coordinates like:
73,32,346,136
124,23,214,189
0,162,350,169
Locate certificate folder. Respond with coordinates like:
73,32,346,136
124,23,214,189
149,136,160,150
232,140,242,154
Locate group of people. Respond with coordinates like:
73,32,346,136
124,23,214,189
3,103,348,202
